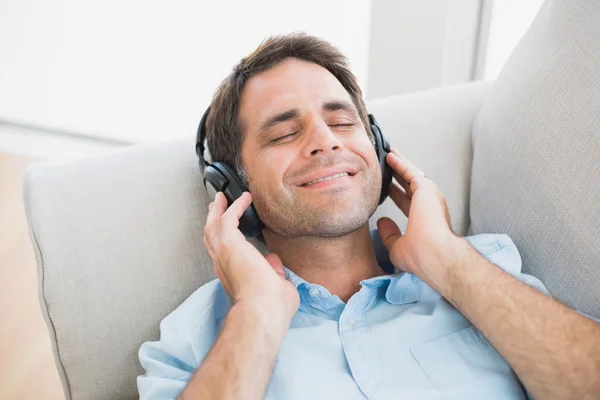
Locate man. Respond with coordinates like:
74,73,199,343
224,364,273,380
138,33,600,399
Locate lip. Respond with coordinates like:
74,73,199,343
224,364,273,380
296,166,358,187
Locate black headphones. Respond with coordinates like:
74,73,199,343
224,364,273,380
195,107,393,237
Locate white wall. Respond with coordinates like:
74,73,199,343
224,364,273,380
1,0,492,146
0,0,371,143
366,0,481,99
482,0,545,80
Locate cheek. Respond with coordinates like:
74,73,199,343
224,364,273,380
248,150,294,192
352,134,379,168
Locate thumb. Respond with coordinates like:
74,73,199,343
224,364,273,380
264,253,286,278
377,217,402,252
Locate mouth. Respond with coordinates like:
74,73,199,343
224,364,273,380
298,168,358,189
300,172,353,187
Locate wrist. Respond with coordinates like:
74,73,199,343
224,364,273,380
435,236,476,301
413,234,471,299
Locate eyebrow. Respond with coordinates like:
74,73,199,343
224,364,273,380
257,100,359,136
258,109,300,135
322,100,358,116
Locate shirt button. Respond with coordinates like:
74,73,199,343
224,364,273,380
348,319,358,325
308,288,320,298
369,379,378,387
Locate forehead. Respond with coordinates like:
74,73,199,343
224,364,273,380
239,58,354,130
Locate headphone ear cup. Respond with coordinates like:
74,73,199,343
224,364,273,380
370,116,393,205
203,162,265,237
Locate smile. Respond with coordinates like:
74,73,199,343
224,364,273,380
301,172,353,187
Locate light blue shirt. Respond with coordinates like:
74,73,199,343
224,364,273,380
138,233,551,399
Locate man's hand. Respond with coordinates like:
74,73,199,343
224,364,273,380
179,192,300,400
377,149,600,399
204,191,299,330
376,148,461,296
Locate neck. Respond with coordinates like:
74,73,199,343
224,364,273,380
263,224,386,302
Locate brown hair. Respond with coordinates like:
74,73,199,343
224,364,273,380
205,32,371,186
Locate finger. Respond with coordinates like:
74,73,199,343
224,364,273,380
389,150,414,185
204,192,229,252
389,183,411,217
214,191,229,211
386,149,425,187
390,148,419,167
265,253,286,278
393,174,412,199
392,169,409,187
206,191,228,227
386,150,419,183
376,217,402,252
222,192,253,228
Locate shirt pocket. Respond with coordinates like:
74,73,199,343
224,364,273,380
409,326,527,399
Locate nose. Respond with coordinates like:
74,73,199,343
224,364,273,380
302,119,343,157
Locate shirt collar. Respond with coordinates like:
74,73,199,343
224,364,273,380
284,267,308,289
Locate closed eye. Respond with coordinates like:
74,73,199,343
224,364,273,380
270,132,299,143
329,123,354,128
269,124,353,144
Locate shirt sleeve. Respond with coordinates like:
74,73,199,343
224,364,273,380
466,233,552,295
137,279,229,400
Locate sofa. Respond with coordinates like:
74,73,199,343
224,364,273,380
23,0,600,398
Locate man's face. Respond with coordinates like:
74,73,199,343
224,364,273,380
239,58,381,238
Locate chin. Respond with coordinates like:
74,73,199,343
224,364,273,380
297,202,375,238
256,182,380,238
309,217,367,238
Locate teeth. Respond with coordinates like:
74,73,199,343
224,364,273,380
304,172,349,186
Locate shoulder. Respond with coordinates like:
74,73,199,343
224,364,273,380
138,279,230,397
160,278,231,337
464,233,550,295
139,279,231,370
465,233,522,275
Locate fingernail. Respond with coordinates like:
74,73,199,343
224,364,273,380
208,202,213,208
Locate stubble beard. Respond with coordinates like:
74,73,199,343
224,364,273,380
250,167,382,239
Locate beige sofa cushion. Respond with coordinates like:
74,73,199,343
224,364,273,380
470,0,600,318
